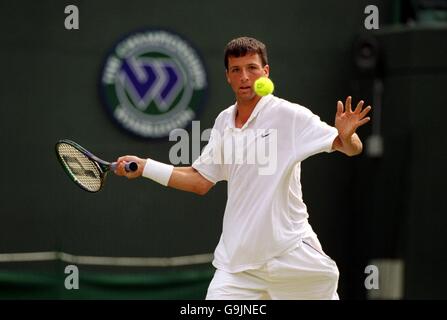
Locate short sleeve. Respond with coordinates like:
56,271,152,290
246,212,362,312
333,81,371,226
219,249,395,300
192,123,226,184
293,108,339,162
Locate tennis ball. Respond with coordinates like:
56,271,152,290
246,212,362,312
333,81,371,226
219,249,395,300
254,77,274,96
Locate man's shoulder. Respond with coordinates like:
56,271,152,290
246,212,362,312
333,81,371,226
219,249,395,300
213,104,235,128
218,104,236,117
268,95,314,117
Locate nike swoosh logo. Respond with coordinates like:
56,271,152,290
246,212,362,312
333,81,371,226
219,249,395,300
261,133,270,138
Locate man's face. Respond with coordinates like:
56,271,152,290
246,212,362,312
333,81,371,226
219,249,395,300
226,53,269,102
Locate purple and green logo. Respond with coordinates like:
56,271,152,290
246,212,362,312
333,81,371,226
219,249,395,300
100,30,208,138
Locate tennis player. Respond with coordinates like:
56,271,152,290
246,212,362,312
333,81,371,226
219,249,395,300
115,37,371,300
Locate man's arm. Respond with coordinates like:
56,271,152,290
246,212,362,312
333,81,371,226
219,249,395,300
168,166,214,195
332,133,363,157
332,96,371,157
114,156,214,195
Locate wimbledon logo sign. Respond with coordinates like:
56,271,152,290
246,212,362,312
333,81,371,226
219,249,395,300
100,30,208,138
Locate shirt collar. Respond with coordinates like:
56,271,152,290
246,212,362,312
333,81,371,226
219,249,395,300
227,94,273,130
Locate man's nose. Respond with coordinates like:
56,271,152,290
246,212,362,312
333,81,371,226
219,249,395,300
240,68,249,81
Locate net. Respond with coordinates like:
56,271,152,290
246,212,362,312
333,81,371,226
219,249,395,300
56,143,103,192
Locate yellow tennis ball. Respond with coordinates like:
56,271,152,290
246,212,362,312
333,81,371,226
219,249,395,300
254,77,274,96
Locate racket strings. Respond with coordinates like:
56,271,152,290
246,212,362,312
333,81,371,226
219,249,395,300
57,143,102,192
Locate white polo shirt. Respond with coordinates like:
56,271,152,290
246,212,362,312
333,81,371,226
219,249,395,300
192,95,338,273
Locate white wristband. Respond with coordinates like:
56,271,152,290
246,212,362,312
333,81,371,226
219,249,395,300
142,159,174,186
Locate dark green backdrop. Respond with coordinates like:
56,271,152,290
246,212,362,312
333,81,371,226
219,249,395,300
1,0,446,299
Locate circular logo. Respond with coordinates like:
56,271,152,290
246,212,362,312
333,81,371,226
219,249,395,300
100,30,208,138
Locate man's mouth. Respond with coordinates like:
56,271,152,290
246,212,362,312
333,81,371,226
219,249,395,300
240,86,251,90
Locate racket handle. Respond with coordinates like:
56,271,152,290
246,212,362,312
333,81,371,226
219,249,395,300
110,161,138,172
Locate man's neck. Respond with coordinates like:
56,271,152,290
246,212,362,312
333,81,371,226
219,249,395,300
235,96,262,128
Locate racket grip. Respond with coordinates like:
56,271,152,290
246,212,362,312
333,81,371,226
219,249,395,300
110,161,138,172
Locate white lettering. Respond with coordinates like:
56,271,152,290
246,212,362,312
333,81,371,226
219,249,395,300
365,264,380,289
64,265,79,290
64,5,79,30
364,5,379,30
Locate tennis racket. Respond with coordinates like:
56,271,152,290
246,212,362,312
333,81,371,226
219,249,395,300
55,139,138,193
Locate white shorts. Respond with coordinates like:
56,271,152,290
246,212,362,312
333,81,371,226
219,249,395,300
206,235,339,300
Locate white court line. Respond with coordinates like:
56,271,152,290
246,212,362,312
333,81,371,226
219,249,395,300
0,251,213,267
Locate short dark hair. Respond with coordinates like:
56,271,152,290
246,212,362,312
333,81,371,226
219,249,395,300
224,37,268,70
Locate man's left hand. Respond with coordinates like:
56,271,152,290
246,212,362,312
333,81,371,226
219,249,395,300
335,96,371,141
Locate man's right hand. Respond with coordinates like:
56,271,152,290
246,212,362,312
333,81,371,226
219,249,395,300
114,156,146,179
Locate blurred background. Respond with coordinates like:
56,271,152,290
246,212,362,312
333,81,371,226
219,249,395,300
0,0,446,299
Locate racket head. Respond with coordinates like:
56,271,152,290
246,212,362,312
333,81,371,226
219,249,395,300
55,139,110,193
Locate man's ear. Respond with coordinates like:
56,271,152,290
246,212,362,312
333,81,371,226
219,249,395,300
225,70,231,84
263,64,270,77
